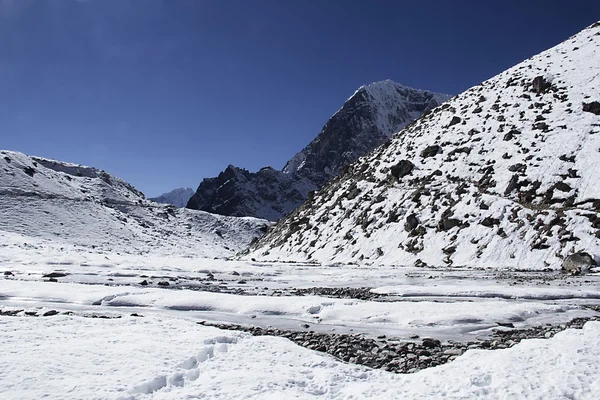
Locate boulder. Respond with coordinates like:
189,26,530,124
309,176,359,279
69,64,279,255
562,252,597,274
531,76,552,94
421,145,441,158
582,101,600,115
404,214,419,232
390,160,414,180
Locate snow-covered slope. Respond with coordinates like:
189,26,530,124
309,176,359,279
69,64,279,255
150,187,195,208
187,80,450,220
0,151,269,258
246,22,600,269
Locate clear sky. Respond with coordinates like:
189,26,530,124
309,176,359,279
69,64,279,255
2,0,599,197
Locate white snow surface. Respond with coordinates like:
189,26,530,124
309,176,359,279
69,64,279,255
1,312,600,399
248,22,600,269
0,151,269,258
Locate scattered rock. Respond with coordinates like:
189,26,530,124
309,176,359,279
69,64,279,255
157,281,170,287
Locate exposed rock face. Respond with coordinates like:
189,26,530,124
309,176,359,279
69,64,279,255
187,81,450,220
562,252,597,274
150,188,195,208
245,22,600,269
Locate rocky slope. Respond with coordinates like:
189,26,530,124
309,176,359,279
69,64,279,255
187,81,450,220
244,22,600,269
0,151,269,258
150,187,195,208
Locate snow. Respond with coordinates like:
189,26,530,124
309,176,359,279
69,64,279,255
2,312,600,399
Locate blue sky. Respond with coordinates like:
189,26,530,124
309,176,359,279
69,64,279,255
2,0,599,197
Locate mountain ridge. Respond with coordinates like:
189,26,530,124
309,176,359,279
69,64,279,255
187,80,450,220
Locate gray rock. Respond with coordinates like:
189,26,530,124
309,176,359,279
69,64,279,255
562,252,597,274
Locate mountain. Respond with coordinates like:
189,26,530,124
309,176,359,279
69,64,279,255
244,22,600,269
186,80,450,220
0,151,269,258
150,187,195,208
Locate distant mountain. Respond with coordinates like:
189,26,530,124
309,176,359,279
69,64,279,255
187,80,450,220
0,151,269,258
150,187,195,208
244,22,600,269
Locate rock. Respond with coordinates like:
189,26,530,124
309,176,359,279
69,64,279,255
447,116,462,127
43,310,59,317
443,348,463,356
480,217,500,227
582,101,600,115
421,145,441,158
554,182,572,192
130,313,144,317
139,280,149,286
23,166,36,177
42,272,68,278
390,160,414,180
562,252,597,274
531,76,552,94
404,214,419,232
422,338,441,348
438,218,461,232
157,281,170,287
4,271,13,276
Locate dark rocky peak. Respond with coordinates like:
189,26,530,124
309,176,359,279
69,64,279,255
188,80,450,220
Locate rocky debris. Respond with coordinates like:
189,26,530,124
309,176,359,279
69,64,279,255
0,308,124,319
291,287,383,301
582,101,600,115
562,252,597,274
4,271,14,276
157,281,170,287
198,314,600,374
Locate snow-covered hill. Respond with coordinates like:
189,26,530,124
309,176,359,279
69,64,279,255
0,151,269,258
150,187,195,208
245,22,600,269
187,80,450,220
